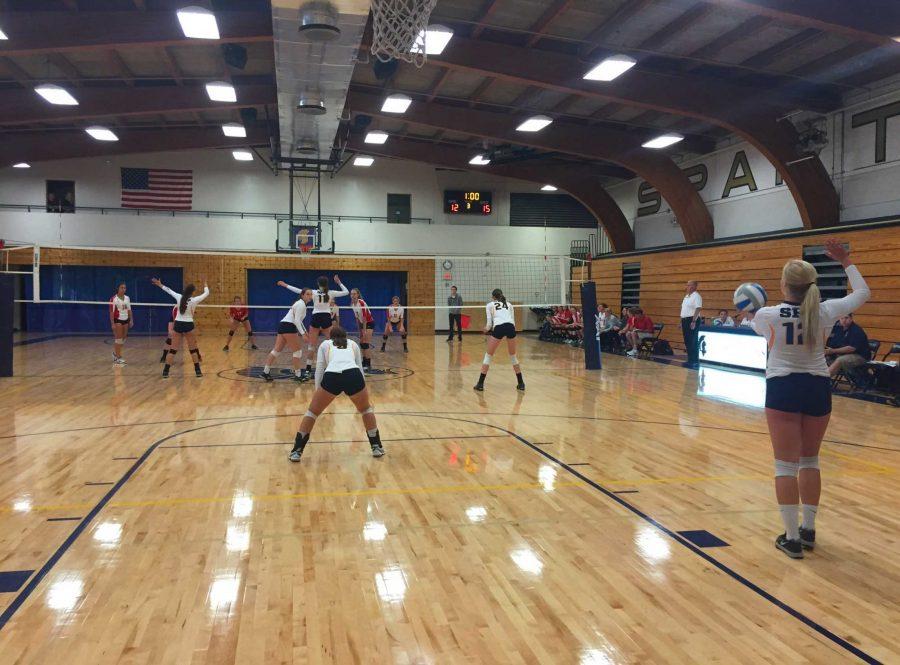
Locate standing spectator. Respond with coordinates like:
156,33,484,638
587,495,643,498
624,307,654,357
680,280,703,367
713,309,735,327
825,314,871,378
447,286,463,342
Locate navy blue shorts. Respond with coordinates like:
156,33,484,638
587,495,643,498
765,373,832,416
320,368,366,396
310,312,332,330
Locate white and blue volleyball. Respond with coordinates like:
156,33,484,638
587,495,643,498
733,283,767,312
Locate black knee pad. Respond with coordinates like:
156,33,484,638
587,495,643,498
168,349,177,355
247,330,253,337
401,334,407,339
361,342,370,350
382,334,388,340
165,337,172,345
228,330,235,337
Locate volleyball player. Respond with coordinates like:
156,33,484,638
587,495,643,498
223,296,258,351
749,239,870,558
262,284,312,382
152,277,209,378
381,295,408,352
350,287,375,371
288,325,384,462
474,288,524,392
109,282,133,365
160,305,177,363
300,275,348,376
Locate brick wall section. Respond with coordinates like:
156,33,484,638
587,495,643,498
592,224,900,356
37,248,436,333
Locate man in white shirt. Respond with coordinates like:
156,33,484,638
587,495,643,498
680,280,703,367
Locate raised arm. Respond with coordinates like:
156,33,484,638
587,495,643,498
329,283,350,299
277,280,303,295
191,285,210,304
153,279,180,301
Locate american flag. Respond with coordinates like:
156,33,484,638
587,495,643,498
121,168,193,210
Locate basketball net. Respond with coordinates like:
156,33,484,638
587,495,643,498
370,0,439,68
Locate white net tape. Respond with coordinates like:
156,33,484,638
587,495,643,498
370,0,439,67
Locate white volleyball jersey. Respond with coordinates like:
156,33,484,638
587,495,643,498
388,305,404,322
161,285,209,322
751,265,870,379
109,294,131,321
486,299,514,328
329,301,339,318
314,339,363,388
280,299,308,332
311,284,349,314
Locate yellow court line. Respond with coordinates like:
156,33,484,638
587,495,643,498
820,448,896,473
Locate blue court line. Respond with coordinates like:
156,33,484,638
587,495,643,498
0,411,885,662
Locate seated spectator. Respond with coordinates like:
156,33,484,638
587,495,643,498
738,311,755,327
565,306,583,344
825,314,871,378
595,304,621,351
624,307,654,357
712,309,735,327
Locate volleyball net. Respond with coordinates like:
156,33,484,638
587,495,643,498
3,243,591,335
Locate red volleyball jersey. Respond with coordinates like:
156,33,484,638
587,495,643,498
229,305,249,320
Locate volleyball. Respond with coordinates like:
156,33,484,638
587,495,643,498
733,283,767,312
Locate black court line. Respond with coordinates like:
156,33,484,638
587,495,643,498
612,490,639,494
112,457,139,461
46,517,83,522
84,481,114,486
0,411,884,662
566,462,590,466
159,434,510,449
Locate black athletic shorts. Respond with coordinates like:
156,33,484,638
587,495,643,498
320,368,366,396
310,312,332,329
362,321,375,330
233,316,249,323
491,323,517,340
765,373,832,416
277,322,299,335
173,321,194,334
113,318,130,326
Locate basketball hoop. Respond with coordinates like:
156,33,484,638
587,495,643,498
370,0,439,68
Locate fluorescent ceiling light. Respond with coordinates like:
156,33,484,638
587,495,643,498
583,54,637,82
221,122,246,137
469,154,490,165
176,6,220,39
364,131,389,144
642,133,684,149
0,28,8,40
353,156,375,166
232,150,253,161
381,94,412,114
85,126,119,141
541,184,557,191
205,81,236,102
410,24,453,55
34,84,78,106
516,115,553,132
13,162,31,168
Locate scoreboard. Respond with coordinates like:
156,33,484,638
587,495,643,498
444,190,492,215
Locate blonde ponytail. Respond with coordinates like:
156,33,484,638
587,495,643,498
782,259,821,348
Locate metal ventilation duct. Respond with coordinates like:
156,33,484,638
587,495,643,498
271,0,369,164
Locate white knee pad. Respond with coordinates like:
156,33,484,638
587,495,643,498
774,459,800,478
269,349,281,358
482,353,493,366
360,406,374,415
304,410,318,420
799,456,820,470
292,350,303,359
509,354,519,366
114,339,124,345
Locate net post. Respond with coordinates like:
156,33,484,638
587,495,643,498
33,245,41,303
581,281,601,371
0,273,12,377
559,256,567,305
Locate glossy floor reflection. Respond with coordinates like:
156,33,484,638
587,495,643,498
0,334,898,664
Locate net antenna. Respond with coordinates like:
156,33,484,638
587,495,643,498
370,0,440,68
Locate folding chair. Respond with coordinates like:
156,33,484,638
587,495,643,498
833,339,880,393
638,323,665,357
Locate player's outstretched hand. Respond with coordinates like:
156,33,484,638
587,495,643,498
276,280,286,287
333,274,341,284
824,239,850,267
150,278,161,286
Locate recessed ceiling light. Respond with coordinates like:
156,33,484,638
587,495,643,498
0,27,8,40
583,54,637,82
85,126,118,141
176,6,220,40
364,131,389,144
469,154,490,165
353,156,375,166
642,133,684,149
232,150,253,161
541,184,557,191
411,24,453,55
221,122,246,137
13,162,31,169
205,81,236,102
34,84,79,106
516,115,553,132
381,94,412,114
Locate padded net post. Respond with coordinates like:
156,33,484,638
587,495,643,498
370,0,439,68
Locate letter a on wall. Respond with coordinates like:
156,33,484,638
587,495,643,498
722,150,758,198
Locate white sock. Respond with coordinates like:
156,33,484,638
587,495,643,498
779,505,800,540
367,428,378,438
295,369,302,377
801,504,818,530
263,364,271,373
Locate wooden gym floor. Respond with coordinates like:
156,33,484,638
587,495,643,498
0,333,898,664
